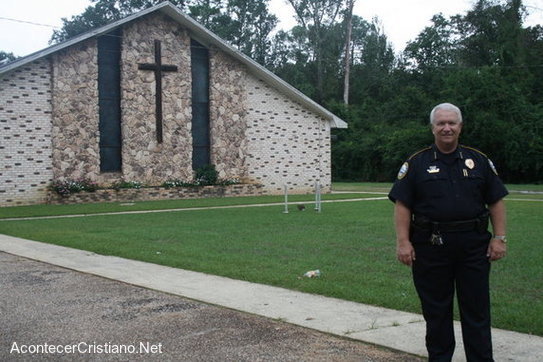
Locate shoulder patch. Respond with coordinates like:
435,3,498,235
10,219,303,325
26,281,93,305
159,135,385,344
397,162,409,179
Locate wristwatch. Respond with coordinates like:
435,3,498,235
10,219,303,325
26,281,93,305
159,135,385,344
493,235,507,243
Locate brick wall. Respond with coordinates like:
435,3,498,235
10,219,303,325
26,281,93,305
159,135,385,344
245,75,331,194
0,59,53,206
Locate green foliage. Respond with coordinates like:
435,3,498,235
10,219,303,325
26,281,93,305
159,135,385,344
162,179,195,188
162,173,241,188
111,180,143,190
326,0,543,184
0,51,17,64
194,164,219,185
51,0,184,43
51,0,276,64
50,178,99,196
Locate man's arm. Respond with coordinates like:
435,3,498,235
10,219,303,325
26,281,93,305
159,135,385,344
487,199,507,261
394,200,416,266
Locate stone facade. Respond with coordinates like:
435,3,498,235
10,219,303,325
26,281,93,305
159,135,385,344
0,59,54,205
51,40,101,182
0,8,337,207
209,48,248,180
121,13,193,184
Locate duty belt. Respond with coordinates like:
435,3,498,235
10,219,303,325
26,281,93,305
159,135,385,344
411,213,489,234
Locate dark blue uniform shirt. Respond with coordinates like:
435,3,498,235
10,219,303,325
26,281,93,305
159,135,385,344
389,144,508,222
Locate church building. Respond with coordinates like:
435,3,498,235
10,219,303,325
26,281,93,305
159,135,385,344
0,2,347,207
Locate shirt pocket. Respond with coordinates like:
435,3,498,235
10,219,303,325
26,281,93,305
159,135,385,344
460,169,486,200
417,172,449,199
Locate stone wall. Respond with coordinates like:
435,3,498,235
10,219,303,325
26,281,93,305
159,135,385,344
0,59,54,206
245,75,331,194
51,40,102,182
209,48,248,180
121,13,193,184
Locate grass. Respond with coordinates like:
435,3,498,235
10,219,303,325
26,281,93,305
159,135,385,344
0,192,383,219
0,183,541,336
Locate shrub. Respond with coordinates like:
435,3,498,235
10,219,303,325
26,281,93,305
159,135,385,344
111,180,143,191
194,164,218,186
50,178,98,196
162,179,193,188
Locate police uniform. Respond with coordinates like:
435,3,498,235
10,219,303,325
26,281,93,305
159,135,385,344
389,144,508,361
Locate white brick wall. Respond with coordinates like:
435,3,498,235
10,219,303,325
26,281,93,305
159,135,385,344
0,59,53,206
245,75,331,194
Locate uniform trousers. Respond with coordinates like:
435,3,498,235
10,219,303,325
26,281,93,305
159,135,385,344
412,230,493,362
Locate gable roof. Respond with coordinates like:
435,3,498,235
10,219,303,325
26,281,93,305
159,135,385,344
0,2,347,129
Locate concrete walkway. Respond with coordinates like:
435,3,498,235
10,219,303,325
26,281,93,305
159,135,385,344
1,234,541,361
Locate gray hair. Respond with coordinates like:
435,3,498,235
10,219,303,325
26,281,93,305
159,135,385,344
430,103,463,125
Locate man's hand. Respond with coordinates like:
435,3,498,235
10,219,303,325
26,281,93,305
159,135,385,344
487,238,507,261
394,201,415,266
397,241,416,266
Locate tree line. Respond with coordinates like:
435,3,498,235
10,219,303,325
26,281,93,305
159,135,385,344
2,0,541,183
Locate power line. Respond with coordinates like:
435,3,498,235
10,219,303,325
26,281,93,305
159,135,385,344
0,16,59,29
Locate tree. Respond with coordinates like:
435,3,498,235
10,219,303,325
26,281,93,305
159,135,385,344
188,0,228,34
404,14,460,70
51,0,186,43
286,0,346,102
51,0,277,65
457,0,526,67
0,51,17,65
224,0,278,64
348,18,395,103
342,0,355,104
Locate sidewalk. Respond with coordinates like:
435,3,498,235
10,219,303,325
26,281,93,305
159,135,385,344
1,234,542,361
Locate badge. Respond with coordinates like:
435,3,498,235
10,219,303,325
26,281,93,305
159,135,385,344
489,159,498,175
465,159,475,169
427,165,440,173
397,162,409,179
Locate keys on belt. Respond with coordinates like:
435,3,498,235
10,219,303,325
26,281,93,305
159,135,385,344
430,231,444,245
411,213,490,245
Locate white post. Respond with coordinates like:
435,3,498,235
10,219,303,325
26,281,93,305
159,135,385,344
283,184,289,214
315,182,322,212
315,182,319,211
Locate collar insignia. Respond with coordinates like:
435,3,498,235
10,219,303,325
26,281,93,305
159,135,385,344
465,159,475,169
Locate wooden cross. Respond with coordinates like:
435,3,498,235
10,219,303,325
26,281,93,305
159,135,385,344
138,40,178,143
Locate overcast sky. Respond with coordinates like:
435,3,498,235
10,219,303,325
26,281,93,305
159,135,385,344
1,0,542,57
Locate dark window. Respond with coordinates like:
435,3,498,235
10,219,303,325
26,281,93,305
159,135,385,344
98,29,122,172
191,39,210,170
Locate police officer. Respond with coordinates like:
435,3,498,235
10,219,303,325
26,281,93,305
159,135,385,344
388,103,508,361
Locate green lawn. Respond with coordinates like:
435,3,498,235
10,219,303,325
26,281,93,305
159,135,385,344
0,192,382,219
0,184,541,336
